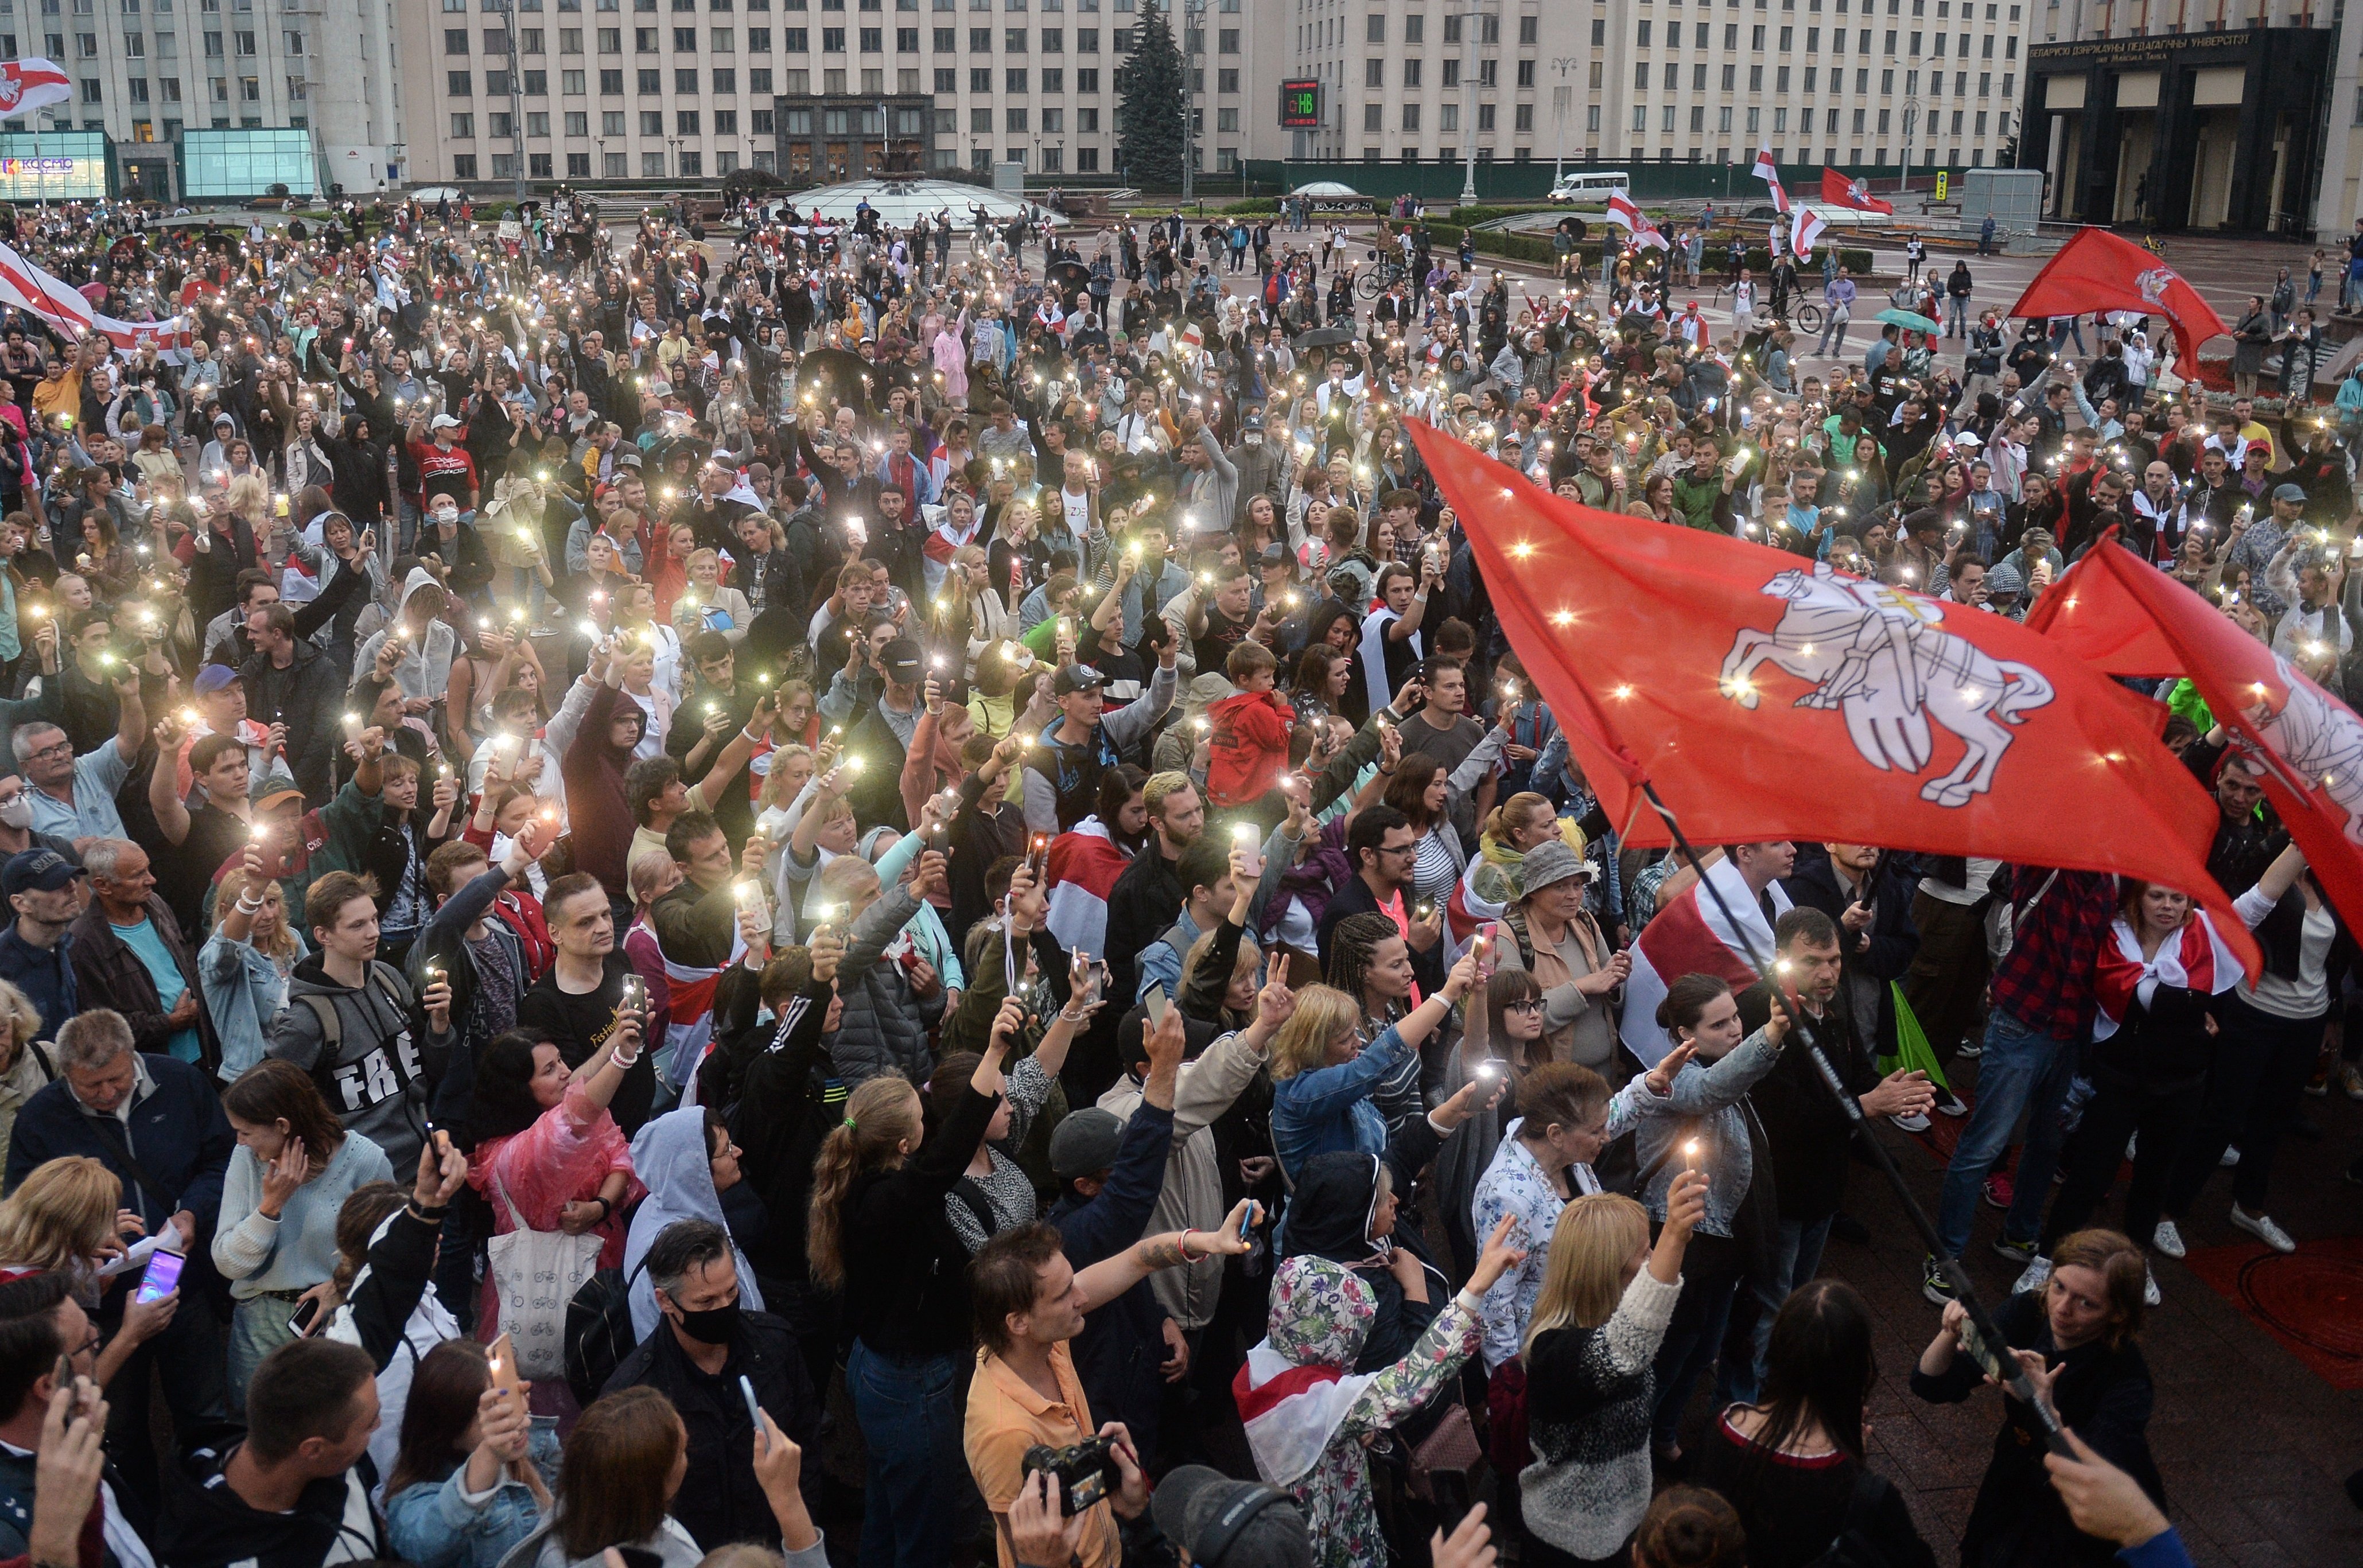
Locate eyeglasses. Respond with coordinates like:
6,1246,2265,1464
1378,841,1419,858
22,742,71,763
1503,999,1547,1016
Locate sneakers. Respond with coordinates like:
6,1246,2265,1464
2125,1132,2139,1160
1992,1234,2039,1264
2342,1063,2363,1102
1957,1038,1984,1059
2012,1255,2054,1295
2230,1206,2296,1254
2152,1219,2187,1259
1891,1110,1933,1133
1983,1173,2015,1211
1922,1255,1958,1306
2220,1145,2242,1168
2144,1266,2162,1308
1934,1086,1969,1118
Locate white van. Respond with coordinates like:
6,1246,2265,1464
1547,170,1632,204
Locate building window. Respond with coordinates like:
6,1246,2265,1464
523,68,546,91
526,109,548,133
1076,104,1094,129
1215,105,1234,129
822,23,841,45
641,149,663,173
676,106,697,129
678,149,700,172
452,153,478,176
858,23,877,45
674,65,694,88
1004,65,1022,88
1076,65,1094,88
1005,103,1023,128
712,64,732,86
448,69,471,92
639,107,660,130
445,26,468,50
562,67,584,90
1075,144,1094,169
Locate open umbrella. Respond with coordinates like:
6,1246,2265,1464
1875,306,1942,333
1046,259,1093,308
791,347,875,413
1295,323,1359,351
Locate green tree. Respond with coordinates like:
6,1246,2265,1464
1117,7,1187,189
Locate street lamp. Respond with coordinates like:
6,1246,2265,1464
1549,56,1578,183
500,0,528,201
1182,0,1203,204
1458,0,1485,204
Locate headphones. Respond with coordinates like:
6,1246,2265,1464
1188,1483,1289,1566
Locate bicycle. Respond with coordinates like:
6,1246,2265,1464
1354,255,1409,300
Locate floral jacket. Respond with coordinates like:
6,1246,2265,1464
1258,1255,1481,1568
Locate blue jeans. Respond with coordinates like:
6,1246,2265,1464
1936,1008,2080,1260
1724,1213,1835,1408
847,1340,964,1568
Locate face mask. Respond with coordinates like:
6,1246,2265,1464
434,510,458,528
0,796,29,829
667,1293,740,1345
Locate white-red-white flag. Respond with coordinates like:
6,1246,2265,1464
1791,207,1829,260
1752,147,1790,214
1606,190,1669,250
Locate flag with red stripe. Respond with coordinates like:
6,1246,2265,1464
1622,860,1792,1066
1752,148,1790,214
1045,816,1132,959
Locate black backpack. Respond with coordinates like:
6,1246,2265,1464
564,1258,646,1408
1804,1468,1905,1568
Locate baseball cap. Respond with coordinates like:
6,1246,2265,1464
430,414,461,430
1052,663,1108,697
1151,1466,1310,1568
1048,1108,1125,1181
1257,542,1292,569
2,850,82,898
879,637,925,684
2273,483,2308,504
255,784,306,812
192,664,241,695
1243,412,1266,433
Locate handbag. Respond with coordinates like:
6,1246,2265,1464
1405,1399,1484,1505
485,1166,604,1384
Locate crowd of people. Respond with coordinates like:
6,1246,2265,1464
0,181,2319,1568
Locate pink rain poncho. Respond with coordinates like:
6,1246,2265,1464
467,1081,644,1337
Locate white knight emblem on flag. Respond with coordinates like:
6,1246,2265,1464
2137,267,2175,306
2238,654,2363,844
1719,564,2057,806
0,76,21,111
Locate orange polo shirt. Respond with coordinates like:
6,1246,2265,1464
963,1343,1123,1568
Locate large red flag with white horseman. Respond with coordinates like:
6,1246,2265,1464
1403,422,2260,1002
1820,168,1895,216
2028,534,2363,939
2004,227,2228,367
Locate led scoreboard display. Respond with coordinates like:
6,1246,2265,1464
1279,80,1323,129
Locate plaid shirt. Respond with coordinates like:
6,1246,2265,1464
1988,867,2120,1041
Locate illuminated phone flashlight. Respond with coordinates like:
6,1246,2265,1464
1683,1139,1702,1170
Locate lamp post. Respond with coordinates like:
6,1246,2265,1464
500,0,528,201
1182,0,1202,204
1549,56,1579,183
1458,0,1484,203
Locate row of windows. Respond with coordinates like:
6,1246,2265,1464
1629,20,2017,53
1631,63,2016,94
440,22,1129,53
56,27,299,55
433,0,1165,13
1624,103,2000,136
438,62,1113,94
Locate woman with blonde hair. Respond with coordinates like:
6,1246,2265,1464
202,845,309,1082
670,548,753,644
0,978,53,1176
809,1035,1009,1568
1519,1170,1708,1568
1269,952,1480,1188
0,1156,181,1388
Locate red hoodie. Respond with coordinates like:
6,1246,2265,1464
1206,689,1296,808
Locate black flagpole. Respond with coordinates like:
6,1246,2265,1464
1635,779,2074,1458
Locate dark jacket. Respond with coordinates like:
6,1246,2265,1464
699,972,835,1295
67,895,216,1071
239,639,349,807
1045,1096,1177,1461
1103,843,1188,1024
409,862,531,1141
1779,850,1920,1061
5,1052,234,1243
156,1446,383,1568
1738,982,1883,1223
1910,1290,2161,1568
1281,1134,1447,1378
603,1308,821,1553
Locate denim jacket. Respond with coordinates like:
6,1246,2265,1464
198,929,304,1083
1270,1021,1414,1187
385,1422,560,1568
1634,1025,1785,1239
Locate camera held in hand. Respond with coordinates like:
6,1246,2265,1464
1021,1436,1122,1516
